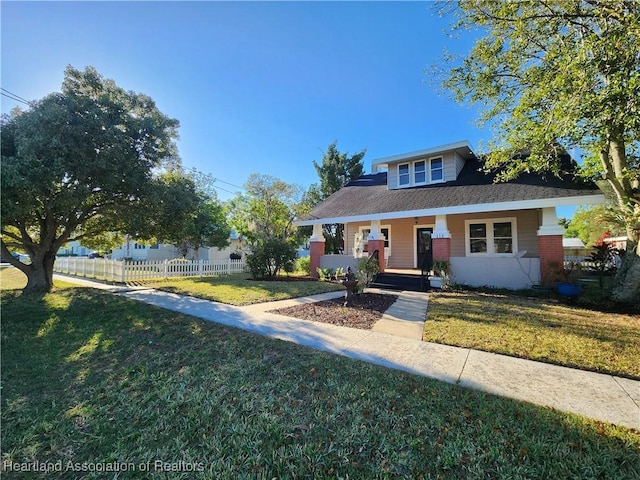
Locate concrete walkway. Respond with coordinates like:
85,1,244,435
54,275,640,430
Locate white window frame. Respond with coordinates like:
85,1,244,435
396,157,446,188
359,225,391,257
465,217,518,256
429,156,444,183
414,160,427,185
398,163,410,186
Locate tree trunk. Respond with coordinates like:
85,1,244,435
612,242,640,305
24,253,56,294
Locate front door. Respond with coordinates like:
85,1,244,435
416,228,433,271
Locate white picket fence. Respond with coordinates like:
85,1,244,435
54,257,246,283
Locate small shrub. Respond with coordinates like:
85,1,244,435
230,252,242,260
246,237,297,279
316,267,332,281
295,256,311,275
431,260,451,277
356,256,380,292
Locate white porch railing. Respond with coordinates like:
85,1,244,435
54,257,246,283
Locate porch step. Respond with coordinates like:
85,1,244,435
371,273,428,292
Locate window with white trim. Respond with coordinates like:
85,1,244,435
465,218,517,256
360,226,390,254
396,157,445,188
414,160,426,184
430,157,443,181
398,163,410,186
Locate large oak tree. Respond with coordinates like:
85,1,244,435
1,66,180,293
441,0,639,302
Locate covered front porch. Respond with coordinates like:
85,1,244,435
304,208,564,290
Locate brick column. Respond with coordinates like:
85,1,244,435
432,214,451,262
309,224,325,278
538,235,564,285
537,207,566,286
368,239,385,273
432,237,451,261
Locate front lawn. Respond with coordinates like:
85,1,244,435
137,273,343,305
424,291,640,379
2,276,639,479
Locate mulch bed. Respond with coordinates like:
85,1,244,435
270,293,398,330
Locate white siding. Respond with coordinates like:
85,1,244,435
454,151,466,177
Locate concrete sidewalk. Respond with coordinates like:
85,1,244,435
53,274,640,429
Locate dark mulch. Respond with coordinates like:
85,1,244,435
270,293,398,330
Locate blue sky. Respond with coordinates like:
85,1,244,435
1,1,577,217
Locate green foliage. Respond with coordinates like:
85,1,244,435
246,237,297,279
0,65,180,292
563,205,624,246
308,141,366,254
227,173,309,248
316,267,332,282
431,260,451,277
442,1,639,186
312,141,366,199
141,170,230,258
356,256,380,292
440,0,640,299
294,255,311,275
229,174,308,279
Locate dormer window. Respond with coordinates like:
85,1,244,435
396,157,445,188
430,157,443,181
414,161,426,184
398,163,410,186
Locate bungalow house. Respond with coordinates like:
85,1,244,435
296,141,605,289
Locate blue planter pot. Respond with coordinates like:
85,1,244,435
556,283,582,298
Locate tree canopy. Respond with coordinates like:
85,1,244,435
441,0,640,302
1,66,181,292
227,174,307,278
309,141,366,253
141,171,230,259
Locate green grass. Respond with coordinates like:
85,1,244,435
424,291,640,379
137,273,343,306
2,273,639,479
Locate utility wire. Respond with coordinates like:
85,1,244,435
211,184,241,196
1,88,32,106
212,177,244,190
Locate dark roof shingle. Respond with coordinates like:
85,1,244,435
302,158,602,222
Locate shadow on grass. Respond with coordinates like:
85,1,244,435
2,287,639,479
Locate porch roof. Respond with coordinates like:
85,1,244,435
296,158,604,226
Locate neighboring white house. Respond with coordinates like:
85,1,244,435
58,240,93,257
109,232,246,261
563,237,591,262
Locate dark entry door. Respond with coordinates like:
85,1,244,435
417,228,433,271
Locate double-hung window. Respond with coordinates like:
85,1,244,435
466,218,517,256
430,157,443,182
398,163,410,186
414,161,426,184
397,157,444,187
